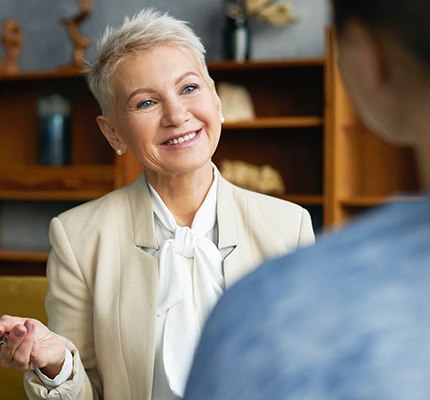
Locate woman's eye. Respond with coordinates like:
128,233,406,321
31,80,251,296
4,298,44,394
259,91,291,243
182,84,198,95
137,99,154,109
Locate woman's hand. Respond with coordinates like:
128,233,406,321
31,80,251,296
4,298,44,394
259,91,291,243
0,315,66,378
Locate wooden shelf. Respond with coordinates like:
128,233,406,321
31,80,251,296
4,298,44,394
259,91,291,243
340,194,423,208
0,250,48,263
0,68,85,81
223,116,323,129
282,194,324,206
208,58,325,71
0,165,114,200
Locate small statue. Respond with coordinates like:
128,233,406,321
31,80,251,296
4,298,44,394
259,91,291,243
217,81,256,122
61,0,92,69
246,0,297,26
220,159,286,195
0,18,23,74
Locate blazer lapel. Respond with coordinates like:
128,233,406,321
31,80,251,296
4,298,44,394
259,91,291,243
118,173,159,399
217,175,253,288
128,173,158,250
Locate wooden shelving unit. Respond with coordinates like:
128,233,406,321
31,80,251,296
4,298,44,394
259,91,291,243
324,28,419,227
0,32,419,274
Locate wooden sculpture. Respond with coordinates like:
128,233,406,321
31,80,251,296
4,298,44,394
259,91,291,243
62,0,92,69
0,19,23,74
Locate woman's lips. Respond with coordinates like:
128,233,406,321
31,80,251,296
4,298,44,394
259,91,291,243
163,129,202,146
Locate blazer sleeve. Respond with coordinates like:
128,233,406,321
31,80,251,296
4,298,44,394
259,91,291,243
23,217,101,400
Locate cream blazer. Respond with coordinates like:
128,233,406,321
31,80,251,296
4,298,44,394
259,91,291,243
24,173,314,400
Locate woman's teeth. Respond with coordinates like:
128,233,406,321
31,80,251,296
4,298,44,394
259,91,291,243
167,132,196,145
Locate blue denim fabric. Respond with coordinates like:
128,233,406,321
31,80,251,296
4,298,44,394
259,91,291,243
184,198,430,400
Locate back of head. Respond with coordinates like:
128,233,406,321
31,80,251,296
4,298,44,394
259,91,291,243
86,8,208,117
332,0,430,67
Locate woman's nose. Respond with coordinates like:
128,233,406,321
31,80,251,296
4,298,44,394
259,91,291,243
161,97,188,127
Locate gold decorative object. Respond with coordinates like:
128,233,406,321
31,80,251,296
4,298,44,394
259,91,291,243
217,81,256,122
246,0,298,26
220,159,285,195
61,0,92,69
0,18,23,74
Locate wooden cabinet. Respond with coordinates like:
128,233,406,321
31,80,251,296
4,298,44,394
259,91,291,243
1,32,419,274
325,28,419,227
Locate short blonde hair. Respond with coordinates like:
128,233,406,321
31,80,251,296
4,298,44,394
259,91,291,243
86,8,209,117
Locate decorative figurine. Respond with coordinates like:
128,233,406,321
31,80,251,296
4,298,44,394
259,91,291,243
61,0,92,70
221,159,286,195
246,0,297,26
217,81,255,122
0,18,23,74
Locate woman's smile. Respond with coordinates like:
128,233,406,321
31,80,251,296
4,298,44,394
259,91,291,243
163,129,201,147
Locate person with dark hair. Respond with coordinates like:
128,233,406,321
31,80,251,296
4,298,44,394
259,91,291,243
184,0,430,398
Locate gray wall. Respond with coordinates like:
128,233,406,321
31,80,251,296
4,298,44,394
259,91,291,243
1,0,331,71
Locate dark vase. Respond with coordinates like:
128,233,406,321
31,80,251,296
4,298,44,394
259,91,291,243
38,95,72,166
223,14,250,62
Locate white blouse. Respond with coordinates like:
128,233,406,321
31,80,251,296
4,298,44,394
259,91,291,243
149,172,225,399
36,171,226,399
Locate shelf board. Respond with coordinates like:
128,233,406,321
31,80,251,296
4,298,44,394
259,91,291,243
340,194,423,207
0,189,110,201
281,194,324,206
208,58,325,71
0,165,114,200
0,59,326,82
223,116,323,129
0,249,48,263
0,68,84,81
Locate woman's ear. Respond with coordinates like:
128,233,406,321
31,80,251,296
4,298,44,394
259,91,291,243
208,77,224,122
96,115,127,155
216,94,224,123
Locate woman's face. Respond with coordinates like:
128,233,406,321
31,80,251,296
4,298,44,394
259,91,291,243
102,45,223,178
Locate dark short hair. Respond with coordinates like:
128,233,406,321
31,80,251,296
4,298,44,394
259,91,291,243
331,0,430,65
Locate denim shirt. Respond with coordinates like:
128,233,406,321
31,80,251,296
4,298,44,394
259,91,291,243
184,197,430,400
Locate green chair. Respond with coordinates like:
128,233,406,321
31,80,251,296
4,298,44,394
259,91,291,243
0,276,48,400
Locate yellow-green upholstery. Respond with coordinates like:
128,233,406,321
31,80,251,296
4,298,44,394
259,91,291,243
0,276,48,400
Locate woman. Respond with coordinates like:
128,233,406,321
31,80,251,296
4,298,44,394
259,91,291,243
183,0,430,399
0,9,314,400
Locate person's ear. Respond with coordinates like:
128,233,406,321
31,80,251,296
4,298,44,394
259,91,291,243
97,115,127,155
210,78,224,122
340,19,390,90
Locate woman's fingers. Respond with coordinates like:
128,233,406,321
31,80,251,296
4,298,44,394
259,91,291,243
0,316,66,374
2,322,35,372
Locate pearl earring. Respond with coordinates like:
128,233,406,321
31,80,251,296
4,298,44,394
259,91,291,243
116,149,123,156
220,116,225,124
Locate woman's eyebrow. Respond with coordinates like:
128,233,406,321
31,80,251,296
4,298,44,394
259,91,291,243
175,71,200,85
